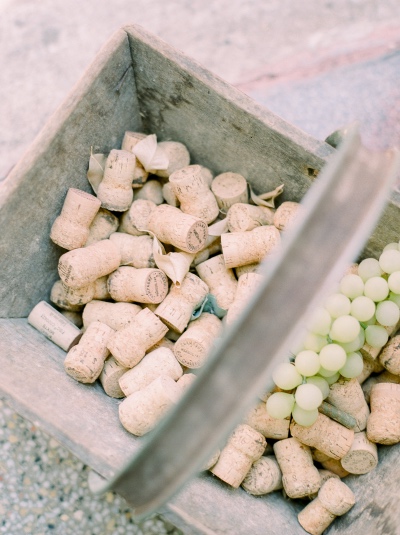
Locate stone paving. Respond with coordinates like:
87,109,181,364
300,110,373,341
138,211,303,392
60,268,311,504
1,0,400,533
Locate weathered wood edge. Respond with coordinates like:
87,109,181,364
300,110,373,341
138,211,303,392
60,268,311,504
0,29,128,207
122,25,334,165
0,29,142,317
0,319,304,535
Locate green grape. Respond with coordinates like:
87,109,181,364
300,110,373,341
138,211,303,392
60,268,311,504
272,362,302,390
266,392,295,419
358,258,382,281
325,293,351,318
388,271,400,294
318,366,339,378
375,300,400,327
324,371,341,385
339,327,365,352
319,343,347,371
389,292,400,308
339,274,364,299
329,315,360,343
384,242,399,251
307,307,332,336
303,332,328,353
365,325,389,348
379,249,400,274
306,376,330,399
339,351,364,378
295,350,320,376
292,404,319,427
350,296,375,322
364,276,389,302
295,383,323,411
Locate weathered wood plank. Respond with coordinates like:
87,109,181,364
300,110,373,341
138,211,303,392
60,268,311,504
1,23,400,535
0,318,303,535
125,25,335,203
0,29,142,318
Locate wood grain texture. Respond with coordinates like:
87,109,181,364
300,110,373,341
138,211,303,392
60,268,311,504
1,23,400,535
0,29,142,318
125,25,335,203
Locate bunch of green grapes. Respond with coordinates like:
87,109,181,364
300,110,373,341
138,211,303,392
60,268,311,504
266,242,400,427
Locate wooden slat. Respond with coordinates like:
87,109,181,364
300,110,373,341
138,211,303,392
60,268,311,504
0,29,142,318
1,23,400,535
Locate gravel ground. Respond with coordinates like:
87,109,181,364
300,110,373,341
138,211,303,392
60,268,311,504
0,399,182,535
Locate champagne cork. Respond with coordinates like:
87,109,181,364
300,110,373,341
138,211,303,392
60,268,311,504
58,239,121,289
119,375,181,436
107,308,169,368
308,469,340,500
367,382,400,444
50,188,101,250
173,313,222,368
235,263,260,278
50,280,84,311
241,456,282,496
326,378,370,432
99,356,128,398
273,201,301,232
211,172,248,211
226,203,274,233
311,449,333,463
361,376,377,404
244,400,290,440
108,266,168,304
192,238,222,267
148,204,208,254
60,281,95,306
162,182,179,207
64,321,113,383
203,449,220,471
196,254,238,311
154,141,190,178
176,373,197,392
118,199,157,236
169,165,219,224
340,431,378,474
154,272,209,333
28,301,82,352
199,166,214,188
82,300,141,331
222,225,281,269
210,424,266,488
93,276,111,300
85,208,119,247
290,413,354,460
97,150,135,211
134,179,164,205
60,310,83,328
320,458,350,478
378,334,400,375
363,370,400,403
147,336,175,353
109,233,155,269
273,437,321,499
225,273,264,326
121,131,149,187
121,131,147,151
118,347,183,397
298,479,355,535
356,356,375,384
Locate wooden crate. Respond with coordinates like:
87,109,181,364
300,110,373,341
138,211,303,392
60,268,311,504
1,24,400,535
